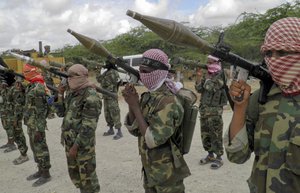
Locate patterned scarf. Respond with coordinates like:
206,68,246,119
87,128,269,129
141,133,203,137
261,17,300,95
207,55,221,75
140,70,168,92
207,63,221,75
140,49,181,94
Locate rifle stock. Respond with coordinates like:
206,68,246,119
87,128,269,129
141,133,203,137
126,10,273,104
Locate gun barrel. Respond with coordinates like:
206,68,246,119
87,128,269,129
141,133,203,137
67,29,140,79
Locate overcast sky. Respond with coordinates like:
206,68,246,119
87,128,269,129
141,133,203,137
0,0,295,53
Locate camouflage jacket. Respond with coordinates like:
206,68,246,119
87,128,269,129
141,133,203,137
24,82,48,132
0,87,13,118
195,71,227,116
225,86,300,193
56,87,102,150
96,68,120,100
11,83,25,119
125,84,191,187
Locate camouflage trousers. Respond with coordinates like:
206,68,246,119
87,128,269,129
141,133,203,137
27,129,51,170
144,178,185,193
1,116,14,140
65,145,100,193
103,98,121,129
200,114,224,157
10,116,28,155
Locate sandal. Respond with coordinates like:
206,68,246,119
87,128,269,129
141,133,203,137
32,176,52,187
0,143,10,149
4,144,17,153
113,132,123,140
103,128,114,136
199,155,215,165
210,159,223,169
13,155,29,165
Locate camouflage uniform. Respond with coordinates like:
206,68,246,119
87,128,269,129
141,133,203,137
10,82,28,155
125,85,191,193
96,68,121,129
56,87,102,193
225,86,300,193
0,86,14,143
195,71,227,157
24,82,51,170
43,71,56,119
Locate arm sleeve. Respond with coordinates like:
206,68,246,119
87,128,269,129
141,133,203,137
74,94,102,148
224,90,260,164
34,84,48,132
124,114,141,137
54,94,67,117
224,124,252,164
13,90,25,118
194,77,205,93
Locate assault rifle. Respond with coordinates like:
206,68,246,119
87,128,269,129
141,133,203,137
126,10,274,105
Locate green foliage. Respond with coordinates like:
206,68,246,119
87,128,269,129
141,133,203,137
224,1,300,62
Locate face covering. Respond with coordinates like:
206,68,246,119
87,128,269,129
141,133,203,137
264,54,300,94
207,63,221,75
261,17,300,95
67,64,94,91
139,70,168,92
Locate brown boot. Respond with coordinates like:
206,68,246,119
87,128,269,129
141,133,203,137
32,170,51,187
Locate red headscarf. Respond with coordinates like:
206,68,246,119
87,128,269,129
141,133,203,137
23,64,45,84
261,17,300,95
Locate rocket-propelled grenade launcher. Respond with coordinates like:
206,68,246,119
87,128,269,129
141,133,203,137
67,29,140,79
126,9,273,104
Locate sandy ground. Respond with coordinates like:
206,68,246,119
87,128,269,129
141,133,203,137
0,81,255,193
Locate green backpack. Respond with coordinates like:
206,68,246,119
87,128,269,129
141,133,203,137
150,87,198,155
172,88,198,155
